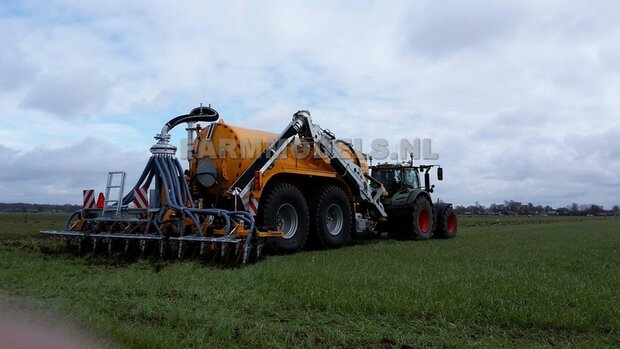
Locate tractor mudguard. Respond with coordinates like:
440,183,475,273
389,189,433,209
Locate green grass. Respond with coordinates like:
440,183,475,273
0,213,67,238
0,214,619,348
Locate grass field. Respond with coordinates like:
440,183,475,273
0,213,619,348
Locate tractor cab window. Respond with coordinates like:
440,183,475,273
402,168,420,189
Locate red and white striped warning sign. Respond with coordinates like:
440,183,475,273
247,193,259,216
133,187,149,209
83,189,96,209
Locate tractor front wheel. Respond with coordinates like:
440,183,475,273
411,196,433,240
388,196,433,240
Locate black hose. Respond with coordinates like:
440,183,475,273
164,106,219,132
154,156,197,227
167,156,188,207
173,157,194,208
162,157,183,207
121,157,155,205
156,156,180,207
189,208,231,235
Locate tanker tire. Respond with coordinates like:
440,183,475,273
260,183,309,253
434,205,458,239
310,185,352,249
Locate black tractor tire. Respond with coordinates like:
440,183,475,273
260,183,309,253
387,196,434,240
434,205,458,239
310,185,352,249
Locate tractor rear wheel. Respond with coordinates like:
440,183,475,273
434,205,458,239
388,196,433,240
260,183,309,253
310,185,352,249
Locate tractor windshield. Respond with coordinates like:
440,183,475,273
402,168,420,189
372,167,420,191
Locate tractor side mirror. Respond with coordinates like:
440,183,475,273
437,167,443,181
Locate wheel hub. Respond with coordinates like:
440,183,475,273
276,203,299,239
325,203,344,236
419,208,430,233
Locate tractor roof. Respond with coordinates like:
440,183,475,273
371,162,416,169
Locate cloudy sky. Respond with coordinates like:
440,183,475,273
1,0,619,208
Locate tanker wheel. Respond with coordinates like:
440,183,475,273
310,185,352,249
260,183,309,253
434,205,458,239
388,196,433,240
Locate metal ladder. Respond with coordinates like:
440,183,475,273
103,171,126,215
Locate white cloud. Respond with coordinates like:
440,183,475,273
21,70,112,117
0,48,39,91
406,0,523,57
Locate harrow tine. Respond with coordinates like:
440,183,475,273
256,242,264,261
107,238,113,255
124,239,130,254
92,238,98,253
199,242,205,256
139,240,146,255
211,244,220,263
242,244,250,265
178,241,184,259
159,240,166,258
223,244,232,264
233,244,243,265
220,242,226,259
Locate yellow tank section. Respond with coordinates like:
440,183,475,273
191,120,276,191
190,120,369,200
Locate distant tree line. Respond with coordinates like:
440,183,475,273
0,203,81,213
453,200,620,216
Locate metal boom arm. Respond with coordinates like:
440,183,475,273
228,110,387,217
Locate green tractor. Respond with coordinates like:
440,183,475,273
370,162,457,240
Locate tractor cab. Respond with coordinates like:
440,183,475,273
370,164,421,194
370,163,442,195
